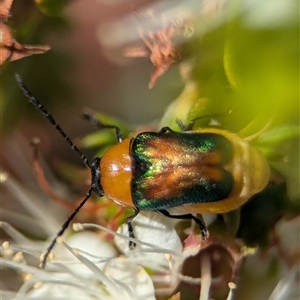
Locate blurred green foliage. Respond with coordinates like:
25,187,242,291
35,0,69,16
159,0,299,206
1,1,72,130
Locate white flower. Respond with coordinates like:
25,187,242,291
0,171,189,299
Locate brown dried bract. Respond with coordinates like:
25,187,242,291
0,0,13,21
182,232,246,298
0,0,50,65
124,12,193,88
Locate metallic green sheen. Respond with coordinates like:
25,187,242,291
131,131,234,210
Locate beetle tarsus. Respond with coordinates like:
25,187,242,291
157,209,208,240
82,108,123,143
181,112,227,131
158,126,175,134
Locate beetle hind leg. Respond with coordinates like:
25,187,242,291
157,209,208,240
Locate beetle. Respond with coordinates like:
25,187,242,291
16,74,270,268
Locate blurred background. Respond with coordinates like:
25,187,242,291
2,0,182,166
1,0,299,299
2,0,299,172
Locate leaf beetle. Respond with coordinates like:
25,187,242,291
16,74,270,268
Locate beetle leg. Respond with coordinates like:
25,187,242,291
180,112,228,131
158,126,176,133
157,209,208,240
81,107,123,143
126,208,140,249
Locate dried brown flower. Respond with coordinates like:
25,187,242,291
124,12,193,88
0,0,50,65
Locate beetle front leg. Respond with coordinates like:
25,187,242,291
82,107,124,143
126,208,140,249
157,209,208,240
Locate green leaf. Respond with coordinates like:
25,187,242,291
256,125,300,146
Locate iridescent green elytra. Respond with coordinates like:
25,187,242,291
132,131,234,210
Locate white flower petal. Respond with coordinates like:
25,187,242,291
115,211,182,266
104,257,156,300
114,211,186,294
23,273,105,300
47,231,118,277
275,217,300,257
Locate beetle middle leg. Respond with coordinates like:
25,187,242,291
157,209,208,240
126,208,140,249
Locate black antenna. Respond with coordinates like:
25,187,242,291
40,187,93,269
15,74,95,268
15,74,91,169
